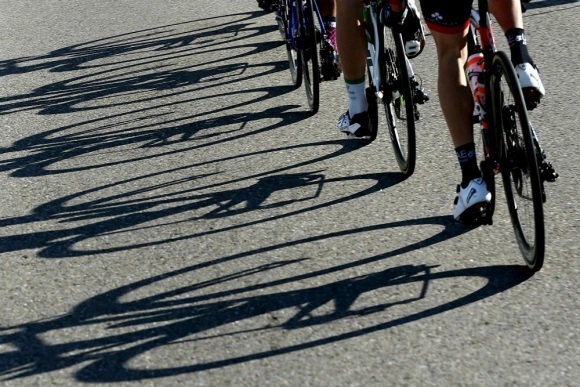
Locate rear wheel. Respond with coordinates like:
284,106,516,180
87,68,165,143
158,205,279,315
491,51,545,271
382,27,416,177
364,25,382,143
279,0,302,88
300,0,320,113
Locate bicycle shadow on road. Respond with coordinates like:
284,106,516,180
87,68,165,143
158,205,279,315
0,214,534,382
0,80,306,179
0,11,277,80
0,10,294,178
0,161,403,258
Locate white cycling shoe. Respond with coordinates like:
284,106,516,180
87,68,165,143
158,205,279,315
515,63,545,97
380,0,426,59
453,178,492,222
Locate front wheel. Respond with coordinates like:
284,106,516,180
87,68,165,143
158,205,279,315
490,51,545,271
382,27,416,177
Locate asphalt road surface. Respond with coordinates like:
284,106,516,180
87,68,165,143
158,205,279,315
1,0,578,385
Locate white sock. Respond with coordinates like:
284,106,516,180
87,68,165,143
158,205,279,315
346,79,367,117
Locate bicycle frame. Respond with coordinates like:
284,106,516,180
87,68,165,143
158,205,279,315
312,0,329,42
470,1,497,56
364,1,384,96
468,0,500,165
364,0,415,101
280,0,299,49
280,0,328,50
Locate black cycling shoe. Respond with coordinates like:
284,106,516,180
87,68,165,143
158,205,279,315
320,43,341,81
257,0,277,12
337,110,373,139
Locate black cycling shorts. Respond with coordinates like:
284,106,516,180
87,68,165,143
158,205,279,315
418,0,473,34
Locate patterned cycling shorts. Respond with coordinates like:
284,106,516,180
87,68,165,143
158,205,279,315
418,0,474,34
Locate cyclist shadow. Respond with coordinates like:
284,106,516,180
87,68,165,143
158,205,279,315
0,215,534,382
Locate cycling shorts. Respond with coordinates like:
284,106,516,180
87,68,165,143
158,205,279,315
418,0,473,34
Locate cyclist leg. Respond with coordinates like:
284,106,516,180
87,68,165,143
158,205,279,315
431,30,474,149
489,0,545,104
335,0,372,138
420,0,491,222
319,0,341,80
319,0,337,50
319,0,337,16
336,0,365,89
489,0,523,29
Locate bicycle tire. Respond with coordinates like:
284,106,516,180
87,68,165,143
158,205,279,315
279,0,302,88
300,0,320,113
490,51,545,271
383,27,416,177
363,17,381,143
276,1,286,38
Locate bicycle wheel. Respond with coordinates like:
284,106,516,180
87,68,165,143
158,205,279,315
490,51,545,271
278,0,302,88
382,27,416,177
363,21,380,143
276,0,287,38
300,0,320,113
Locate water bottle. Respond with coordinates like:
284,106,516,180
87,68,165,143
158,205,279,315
467,52,492,156
466,52,486,120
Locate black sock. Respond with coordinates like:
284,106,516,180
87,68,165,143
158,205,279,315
455,142,481,187
505,28,533,66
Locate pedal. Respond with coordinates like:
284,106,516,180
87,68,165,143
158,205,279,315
411,78,429,104
457,202,493,228
413,86,429,104
522,88,541,111
534,144,558,183
539,160,558,183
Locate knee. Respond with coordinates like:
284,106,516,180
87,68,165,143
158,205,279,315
432,32,469,64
